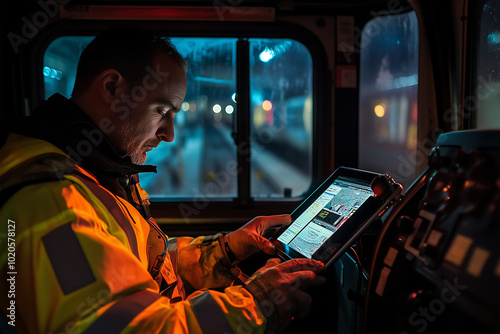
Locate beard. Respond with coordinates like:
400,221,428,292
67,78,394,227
130,149,147,165
111,117,160,165
115,121,148,165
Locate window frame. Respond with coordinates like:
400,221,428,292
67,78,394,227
357,10,420,190
465,0,495,130
27,19,330,225
334,5,418,169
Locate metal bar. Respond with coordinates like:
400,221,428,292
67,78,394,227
235,38,253,207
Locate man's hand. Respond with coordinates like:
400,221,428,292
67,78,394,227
228,215,291,261
245,258,326,333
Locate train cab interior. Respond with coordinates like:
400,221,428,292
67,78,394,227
1,0,500,333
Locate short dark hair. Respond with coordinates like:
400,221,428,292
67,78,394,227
72,24,187,95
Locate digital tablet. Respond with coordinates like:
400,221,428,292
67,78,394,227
270,167,402,268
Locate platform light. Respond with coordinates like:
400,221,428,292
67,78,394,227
225,105,234,114
213,104,221,113
182,102,190,111
374,104,385,117
488,31,500,44
43,66,62,80
259,49,274,62
303,96,313,135
262,100,273,111
189,103,197,112
253,107,265,127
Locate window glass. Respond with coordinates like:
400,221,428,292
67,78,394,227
44,37,238,199
249,38,313,198
358,11,419,190
142,38,238,198
43,36,93,98
475,1,500,128
43,35,314,199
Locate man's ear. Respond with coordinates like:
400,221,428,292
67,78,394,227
97,69,126,104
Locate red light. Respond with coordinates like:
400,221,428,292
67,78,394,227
60,6,275,22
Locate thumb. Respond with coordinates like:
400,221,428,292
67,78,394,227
252,235,276,255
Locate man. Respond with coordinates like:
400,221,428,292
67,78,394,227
0,25,325,333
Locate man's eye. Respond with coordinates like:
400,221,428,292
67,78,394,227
156,108,168,117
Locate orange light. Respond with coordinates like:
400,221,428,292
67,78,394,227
262,100,272,111
374,104,385,117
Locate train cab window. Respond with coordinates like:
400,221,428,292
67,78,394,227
43,36,93,99
42,35,314,200
142,37,239,199
474,0,500,128
249,39,313,198
358,11,419,189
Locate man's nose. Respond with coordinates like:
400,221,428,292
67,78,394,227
156,117,175,142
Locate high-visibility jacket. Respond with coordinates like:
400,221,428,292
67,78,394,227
0,133,267,333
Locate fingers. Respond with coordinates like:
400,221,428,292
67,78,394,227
277,258,325,274
256,258,326,293
266,257,282,266
249,258,282,279
230,214,291,260
261,257,281,270
247,257,327,332
251,235,277,255
251,214,291,231
287,270,327,289
230,233,277,260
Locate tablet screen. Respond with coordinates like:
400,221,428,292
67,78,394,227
277,176,374,259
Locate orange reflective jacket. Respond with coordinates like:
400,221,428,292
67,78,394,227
0,133,267,333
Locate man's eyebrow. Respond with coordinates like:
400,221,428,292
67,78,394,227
154,100,177,111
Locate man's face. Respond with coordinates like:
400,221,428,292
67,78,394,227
109,53,187,165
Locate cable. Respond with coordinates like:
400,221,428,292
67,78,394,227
349,246,364,334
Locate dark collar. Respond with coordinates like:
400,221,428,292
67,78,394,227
9,94,157,195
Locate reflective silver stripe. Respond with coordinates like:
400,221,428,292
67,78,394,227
42,222,95,295
83,290,160,334
167,238,178,272
189,291,234,334
167,237,177,251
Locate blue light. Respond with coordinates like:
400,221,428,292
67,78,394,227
488,31,500,44
43,66,63,80
259,49,274,62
